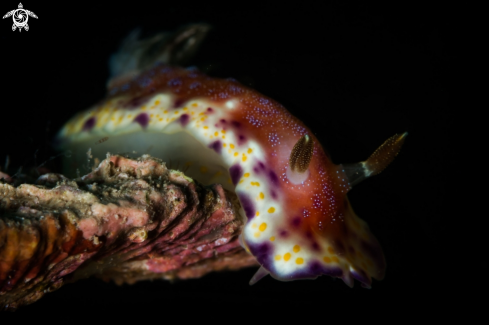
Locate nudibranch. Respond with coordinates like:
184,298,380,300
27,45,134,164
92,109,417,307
56,25,406,288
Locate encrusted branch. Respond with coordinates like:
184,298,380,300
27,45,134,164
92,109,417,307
0,155,257,311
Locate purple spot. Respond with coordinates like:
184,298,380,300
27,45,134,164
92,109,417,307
138,77,152,88
180,114,190,127
220,119,227,123
237,135,246,145
253,166,260,173
189,82,201,89
174,98,185,108
133,113,149,128
219,92,228,99
208,140,222,154
311,242,320,251
268,171,280,187
168,78,182,87
237,193,255,220
231,120,241,128
305,231,313,239
279,230,289,238
270,190,277,199
258,162,265,170
291,217,301,227
83,117,96,131
206,107,214,113
229,164,243,186
122,96,150,110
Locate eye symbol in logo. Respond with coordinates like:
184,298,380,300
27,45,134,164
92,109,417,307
2,3,38,32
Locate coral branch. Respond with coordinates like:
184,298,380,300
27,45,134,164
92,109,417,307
0,155,257,311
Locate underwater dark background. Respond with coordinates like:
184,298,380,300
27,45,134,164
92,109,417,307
1,1,460,321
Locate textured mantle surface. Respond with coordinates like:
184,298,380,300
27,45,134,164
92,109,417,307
0,155,258,311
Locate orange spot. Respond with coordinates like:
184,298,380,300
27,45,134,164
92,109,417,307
259,223,267,232
200,166,208,173
296,258,304,265
331,256,339,263
248,148,253,154
284,253,291,261
275,255,282,261
267,207,275,213
323,256,332,263
259,192,265,199
293,245,300,253
270,236,275,242
328,247,335,255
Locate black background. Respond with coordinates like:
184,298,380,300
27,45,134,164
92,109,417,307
1,1,459,321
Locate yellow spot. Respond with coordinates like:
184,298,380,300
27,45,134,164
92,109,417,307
150,114,154,118
252,223,257,229
331,256,339,263
118,116,123,122
203,126,209,129
267,207,275,213
111,117,115,121
222,135,225,139
154,100,160,106
214,132,219,136
296,258,304,265
248,148,253,154
284,253,291,262
164,110,168,114
234,152,239,157
259,192,265,199
259,223,267,232
239,180,244,184
251,182,260,186
244,173,250,177
174,111,179,115
192,103,198,107
223,143,227,147
127,114,132,118
141,106,147,111
227,178,232,184
254,232,261,238
323,256,332,263
270,236,275,242
242,155,247,162
255,211,260,217
200,117,206,121
183,107,188,111
293,245,301,253
228,149,232,154
200,166,208,173
275,255,281,261
199,112,205,115
221,130,226,134
230,144,235,149
213,170,222,177
191,111,195,115
328,247,335,255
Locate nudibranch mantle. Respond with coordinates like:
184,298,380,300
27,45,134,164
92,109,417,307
57,28,404,288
